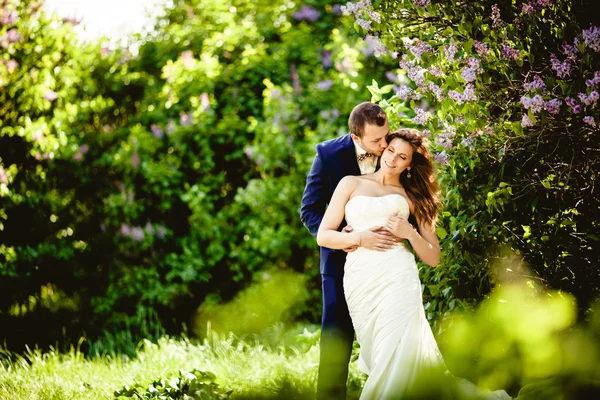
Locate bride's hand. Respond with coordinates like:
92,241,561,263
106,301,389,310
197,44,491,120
386,215,416,240
342,226,358,253
359,226,398,251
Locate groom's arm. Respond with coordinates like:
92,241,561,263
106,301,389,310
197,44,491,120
300,146,329,237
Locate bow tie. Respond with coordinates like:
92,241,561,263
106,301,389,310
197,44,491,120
357,153,374,162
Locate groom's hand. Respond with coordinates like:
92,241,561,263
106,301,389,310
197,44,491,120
372,226,404,243
342,226,358,253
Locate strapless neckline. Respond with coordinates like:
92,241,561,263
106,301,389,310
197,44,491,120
347,193,409,208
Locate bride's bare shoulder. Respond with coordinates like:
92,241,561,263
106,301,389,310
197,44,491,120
337,175,363,194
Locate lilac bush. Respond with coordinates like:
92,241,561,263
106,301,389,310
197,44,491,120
344,0,600,338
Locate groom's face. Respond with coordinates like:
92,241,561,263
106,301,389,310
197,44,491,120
352,120,390,157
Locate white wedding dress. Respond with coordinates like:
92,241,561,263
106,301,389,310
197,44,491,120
343,194,510,399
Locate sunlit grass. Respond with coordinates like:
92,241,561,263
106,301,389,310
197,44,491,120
0,324,366,400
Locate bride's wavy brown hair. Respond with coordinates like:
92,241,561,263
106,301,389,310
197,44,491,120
386,128,441,227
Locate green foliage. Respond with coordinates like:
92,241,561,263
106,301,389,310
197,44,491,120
114,369,230,400
0,0,398,351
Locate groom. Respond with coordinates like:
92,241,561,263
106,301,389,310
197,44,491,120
301,102,398,399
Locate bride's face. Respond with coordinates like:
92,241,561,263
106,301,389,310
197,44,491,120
380,138,413,175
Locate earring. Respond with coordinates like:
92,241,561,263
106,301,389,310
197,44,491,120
407,170,412,178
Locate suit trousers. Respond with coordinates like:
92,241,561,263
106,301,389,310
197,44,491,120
317,273,355,399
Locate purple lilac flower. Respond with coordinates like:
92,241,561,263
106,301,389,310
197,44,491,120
385,71,400,83
332,5,342,15
582,25,600,52
368,9,381,23
399,54,416,70
523,75,546,92
536,0,552,6
436,128,455,149
461,137,475,150
44,90,58,102
550,54,572,78
293,5,321,22
395,85,415,100
421,129,431,137
131,227,145,242
408,40,433,60
428,83,445,101
585,71,600,87
491,4,503,28
428,66,443,76
434,151,450,165
544,99,562,114
461,66,477,82
583,116,596,127
244,146,254,158
462,84,478,102
0,165,8,184
145,222,155,235
565,97,582,114
449,90,463,105
318,80,334,91
501,41,520,61
357,18,372,31
331,108,341,118
5,59,18,73
521,3,535,15
166,119,176,134
361,38,375,57
365,35,387,57
180,111,193,126
322,51,332,70
521,95,544,113
578,91,599,106
1,9,17,25
151,124,164,139
121,224,131,236
340,2,358,15
407,66,426,87
521,114,533,127
413,0,431,6
200,92,210,111
561,38,580,57
131,151,140,169
473,40,490,57
467,57,481,69
444,42,458,63
412,108,432,125
5,28,21,43
156,225,166,238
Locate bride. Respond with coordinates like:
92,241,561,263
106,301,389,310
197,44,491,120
316,129,509,399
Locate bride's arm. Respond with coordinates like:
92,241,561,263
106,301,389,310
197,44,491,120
386,215,440,266
316,176,361,250
408,219,440,267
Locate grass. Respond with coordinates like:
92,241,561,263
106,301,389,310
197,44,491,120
0,323,366,400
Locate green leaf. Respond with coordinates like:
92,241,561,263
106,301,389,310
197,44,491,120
437,227,448,240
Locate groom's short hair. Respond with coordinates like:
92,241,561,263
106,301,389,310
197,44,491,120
349,102,387,138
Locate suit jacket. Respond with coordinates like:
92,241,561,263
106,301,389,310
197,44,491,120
300,134,360,277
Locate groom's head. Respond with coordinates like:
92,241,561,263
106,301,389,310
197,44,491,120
349,102,389,157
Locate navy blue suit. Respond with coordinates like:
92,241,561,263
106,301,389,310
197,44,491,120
301,133,361,399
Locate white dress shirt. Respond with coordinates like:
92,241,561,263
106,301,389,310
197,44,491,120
354,140,378,175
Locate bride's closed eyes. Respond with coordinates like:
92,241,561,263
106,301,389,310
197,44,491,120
386,147,407,160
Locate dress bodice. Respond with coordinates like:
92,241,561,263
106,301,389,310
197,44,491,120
345,194,410,232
